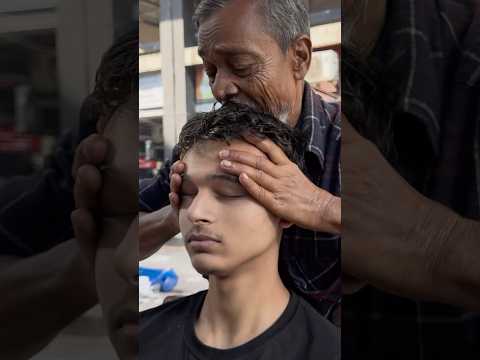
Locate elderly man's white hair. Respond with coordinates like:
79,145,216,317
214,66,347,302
193,0,311,53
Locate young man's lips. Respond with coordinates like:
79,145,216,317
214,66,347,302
187,234,221,243
187,234,222,251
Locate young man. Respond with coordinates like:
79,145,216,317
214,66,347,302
140,104,340,360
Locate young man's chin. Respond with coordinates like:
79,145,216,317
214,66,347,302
191,256,228,277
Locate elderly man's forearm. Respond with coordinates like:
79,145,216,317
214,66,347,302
429,210,480,309
315,194,341,234
140,205,180,259
398,198,480,309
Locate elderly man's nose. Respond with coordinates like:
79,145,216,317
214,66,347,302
211,72,238,103
114,218,138,287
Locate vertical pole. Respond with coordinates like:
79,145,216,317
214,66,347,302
160,0,186,161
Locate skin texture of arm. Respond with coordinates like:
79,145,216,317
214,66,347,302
139,206,179,259
0,239,97,359
342,116,480,309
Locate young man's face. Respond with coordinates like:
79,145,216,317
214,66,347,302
179,139,285,277
94,98,138,359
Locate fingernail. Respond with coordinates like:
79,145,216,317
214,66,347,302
219,150,229,158
221,160,232,168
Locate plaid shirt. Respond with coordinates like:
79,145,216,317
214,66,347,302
139,81,342,324
343,0,480,359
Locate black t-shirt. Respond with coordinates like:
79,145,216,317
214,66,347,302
140,291,340,360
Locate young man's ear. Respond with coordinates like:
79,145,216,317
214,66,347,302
290,35,312,80
279,219,293,229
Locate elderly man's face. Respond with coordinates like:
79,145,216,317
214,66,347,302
198,0,300,125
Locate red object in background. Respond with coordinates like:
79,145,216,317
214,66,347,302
0,130,41,153
139,158,157,169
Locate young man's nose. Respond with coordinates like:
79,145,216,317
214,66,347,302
211,70,239,103
186,192,215,225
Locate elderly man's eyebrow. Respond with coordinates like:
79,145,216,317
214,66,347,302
198,44,261,59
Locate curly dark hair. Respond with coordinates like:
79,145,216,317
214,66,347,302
178,102,306,166
92,26,139,124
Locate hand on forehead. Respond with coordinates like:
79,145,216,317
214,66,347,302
187,139,268,165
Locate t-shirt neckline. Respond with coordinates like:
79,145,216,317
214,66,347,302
184,290,299,360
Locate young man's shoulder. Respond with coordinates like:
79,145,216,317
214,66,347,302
140,290,205,337
141,290,205,322
140,290,206,359
293,295,341,358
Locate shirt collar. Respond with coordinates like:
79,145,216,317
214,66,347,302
295,81,338,170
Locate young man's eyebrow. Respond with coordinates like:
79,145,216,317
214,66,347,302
181,173,239,184
208,173,240,184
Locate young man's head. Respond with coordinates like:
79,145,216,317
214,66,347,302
177,103,304,277
193,0,312,126
77,28,139,359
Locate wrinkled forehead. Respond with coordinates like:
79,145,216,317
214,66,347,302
197,1,276,57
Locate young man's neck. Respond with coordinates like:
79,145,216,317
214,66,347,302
195,247,290,349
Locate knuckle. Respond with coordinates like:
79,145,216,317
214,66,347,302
255,168,263,181
259,187,266,201
230,151,240,161
255,155,264,170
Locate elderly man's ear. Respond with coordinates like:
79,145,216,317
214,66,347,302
290,35,312,80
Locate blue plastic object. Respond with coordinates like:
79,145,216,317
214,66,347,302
139,267,178,292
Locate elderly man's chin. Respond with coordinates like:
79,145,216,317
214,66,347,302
229,99,290,125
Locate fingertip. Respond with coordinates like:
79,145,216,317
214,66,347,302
172,161,185,174
171,173,182,185
77,165,102,190
85,135,108,163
